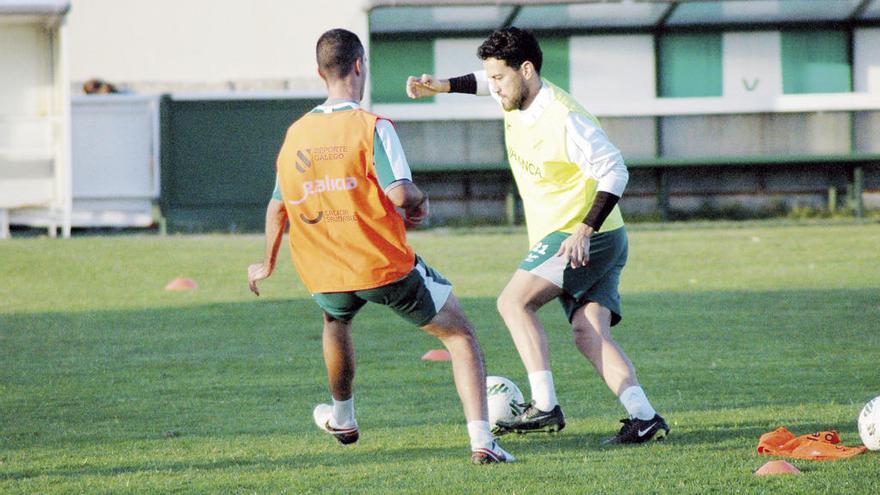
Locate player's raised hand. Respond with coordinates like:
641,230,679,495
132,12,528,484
406,74,447,99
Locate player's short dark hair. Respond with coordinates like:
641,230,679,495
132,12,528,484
316,28,364,79
477,27,542,74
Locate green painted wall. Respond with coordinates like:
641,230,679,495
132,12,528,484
370,39,434,104
540,36,569,91
160,97,324,233
781,30,851,94
659,33,723,97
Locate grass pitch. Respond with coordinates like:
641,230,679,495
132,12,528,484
1,222,879,493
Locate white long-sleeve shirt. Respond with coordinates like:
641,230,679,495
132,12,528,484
474,70,629,196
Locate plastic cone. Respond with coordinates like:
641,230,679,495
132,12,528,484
164,277,198,291
421,349,451,361
755,460,801,476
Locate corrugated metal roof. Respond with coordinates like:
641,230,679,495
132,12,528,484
0,0,70,16
368,0,880,34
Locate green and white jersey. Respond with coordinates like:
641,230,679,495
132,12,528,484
272,100,413,200
474,71,629,245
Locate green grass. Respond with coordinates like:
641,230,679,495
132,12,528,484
1,223,879,493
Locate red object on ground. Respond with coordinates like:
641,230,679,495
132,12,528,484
755,460,802,476
421,349,451,361
164,277,198,291
757,426,867,460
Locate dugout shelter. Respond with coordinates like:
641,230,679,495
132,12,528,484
0,0,72,238
366,0,880,222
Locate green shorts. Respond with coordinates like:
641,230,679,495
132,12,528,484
518,227,628,325
312,256,453,326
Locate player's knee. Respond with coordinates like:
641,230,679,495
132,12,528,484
323,312,352,325
445,313,477,339
452,324,478,342
427,305,475,338
572,321,603,341
495,294,507,315
496,291,521,317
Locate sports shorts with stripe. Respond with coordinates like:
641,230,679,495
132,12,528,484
518,227,628,325
312,255,452,326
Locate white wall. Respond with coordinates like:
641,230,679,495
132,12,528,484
722,31,782,98
434,38,491,106
0,23,51,115
1,15,72,237
854,28,880,94
568,35,656,105
70,95,159,227
67,0,368,92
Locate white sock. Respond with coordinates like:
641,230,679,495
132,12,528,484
332,397,356,427
467,420,495,451
528,370,559,411
619,385,656,420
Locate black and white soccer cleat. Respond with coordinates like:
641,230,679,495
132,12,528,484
602,414,669,445
495,401,566,435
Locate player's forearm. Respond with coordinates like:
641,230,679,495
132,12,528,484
263,199,287,267
385,180,426,210
423,74,474,95
433,79,451,93
582,191,620,232
447,74,476,94
401,189,427,211
447,71,491,96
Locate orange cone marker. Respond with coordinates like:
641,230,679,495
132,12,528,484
755,460,801,476
421,349,451,361
165,277,198,291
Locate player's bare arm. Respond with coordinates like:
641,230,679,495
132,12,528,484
405,74,449,98
248,198,287,296
406,72,483,99
385,179,429,225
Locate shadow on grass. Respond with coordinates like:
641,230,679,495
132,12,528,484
633,419,862,449
1,288,878,460
0,442,468,482
0,431,620,482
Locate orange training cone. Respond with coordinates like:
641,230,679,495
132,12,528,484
421,349,451,361
164,277,198,291
755,460,801,476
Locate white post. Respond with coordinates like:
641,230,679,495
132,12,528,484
57,15,73,238
0,209,9,239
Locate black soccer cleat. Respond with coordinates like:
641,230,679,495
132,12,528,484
495,402,565,435
602,414,669,445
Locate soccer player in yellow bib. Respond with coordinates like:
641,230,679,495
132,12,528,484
248,29,513,464
406,28,668,445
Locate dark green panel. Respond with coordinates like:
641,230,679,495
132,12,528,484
160,97,323,233
659,33,722,97
540,36,569,91
370,39,434,103
781,30,851,94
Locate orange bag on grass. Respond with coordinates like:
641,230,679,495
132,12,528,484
758,427,866,460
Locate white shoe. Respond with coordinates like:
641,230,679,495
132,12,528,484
313,403,359,445
471,440,515,464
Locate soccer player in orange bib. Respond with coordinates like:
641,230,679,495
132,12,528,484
247,29,513,464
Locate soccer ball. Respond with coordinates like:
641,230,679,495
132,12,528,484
487,375,524,430
858,395,880,451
